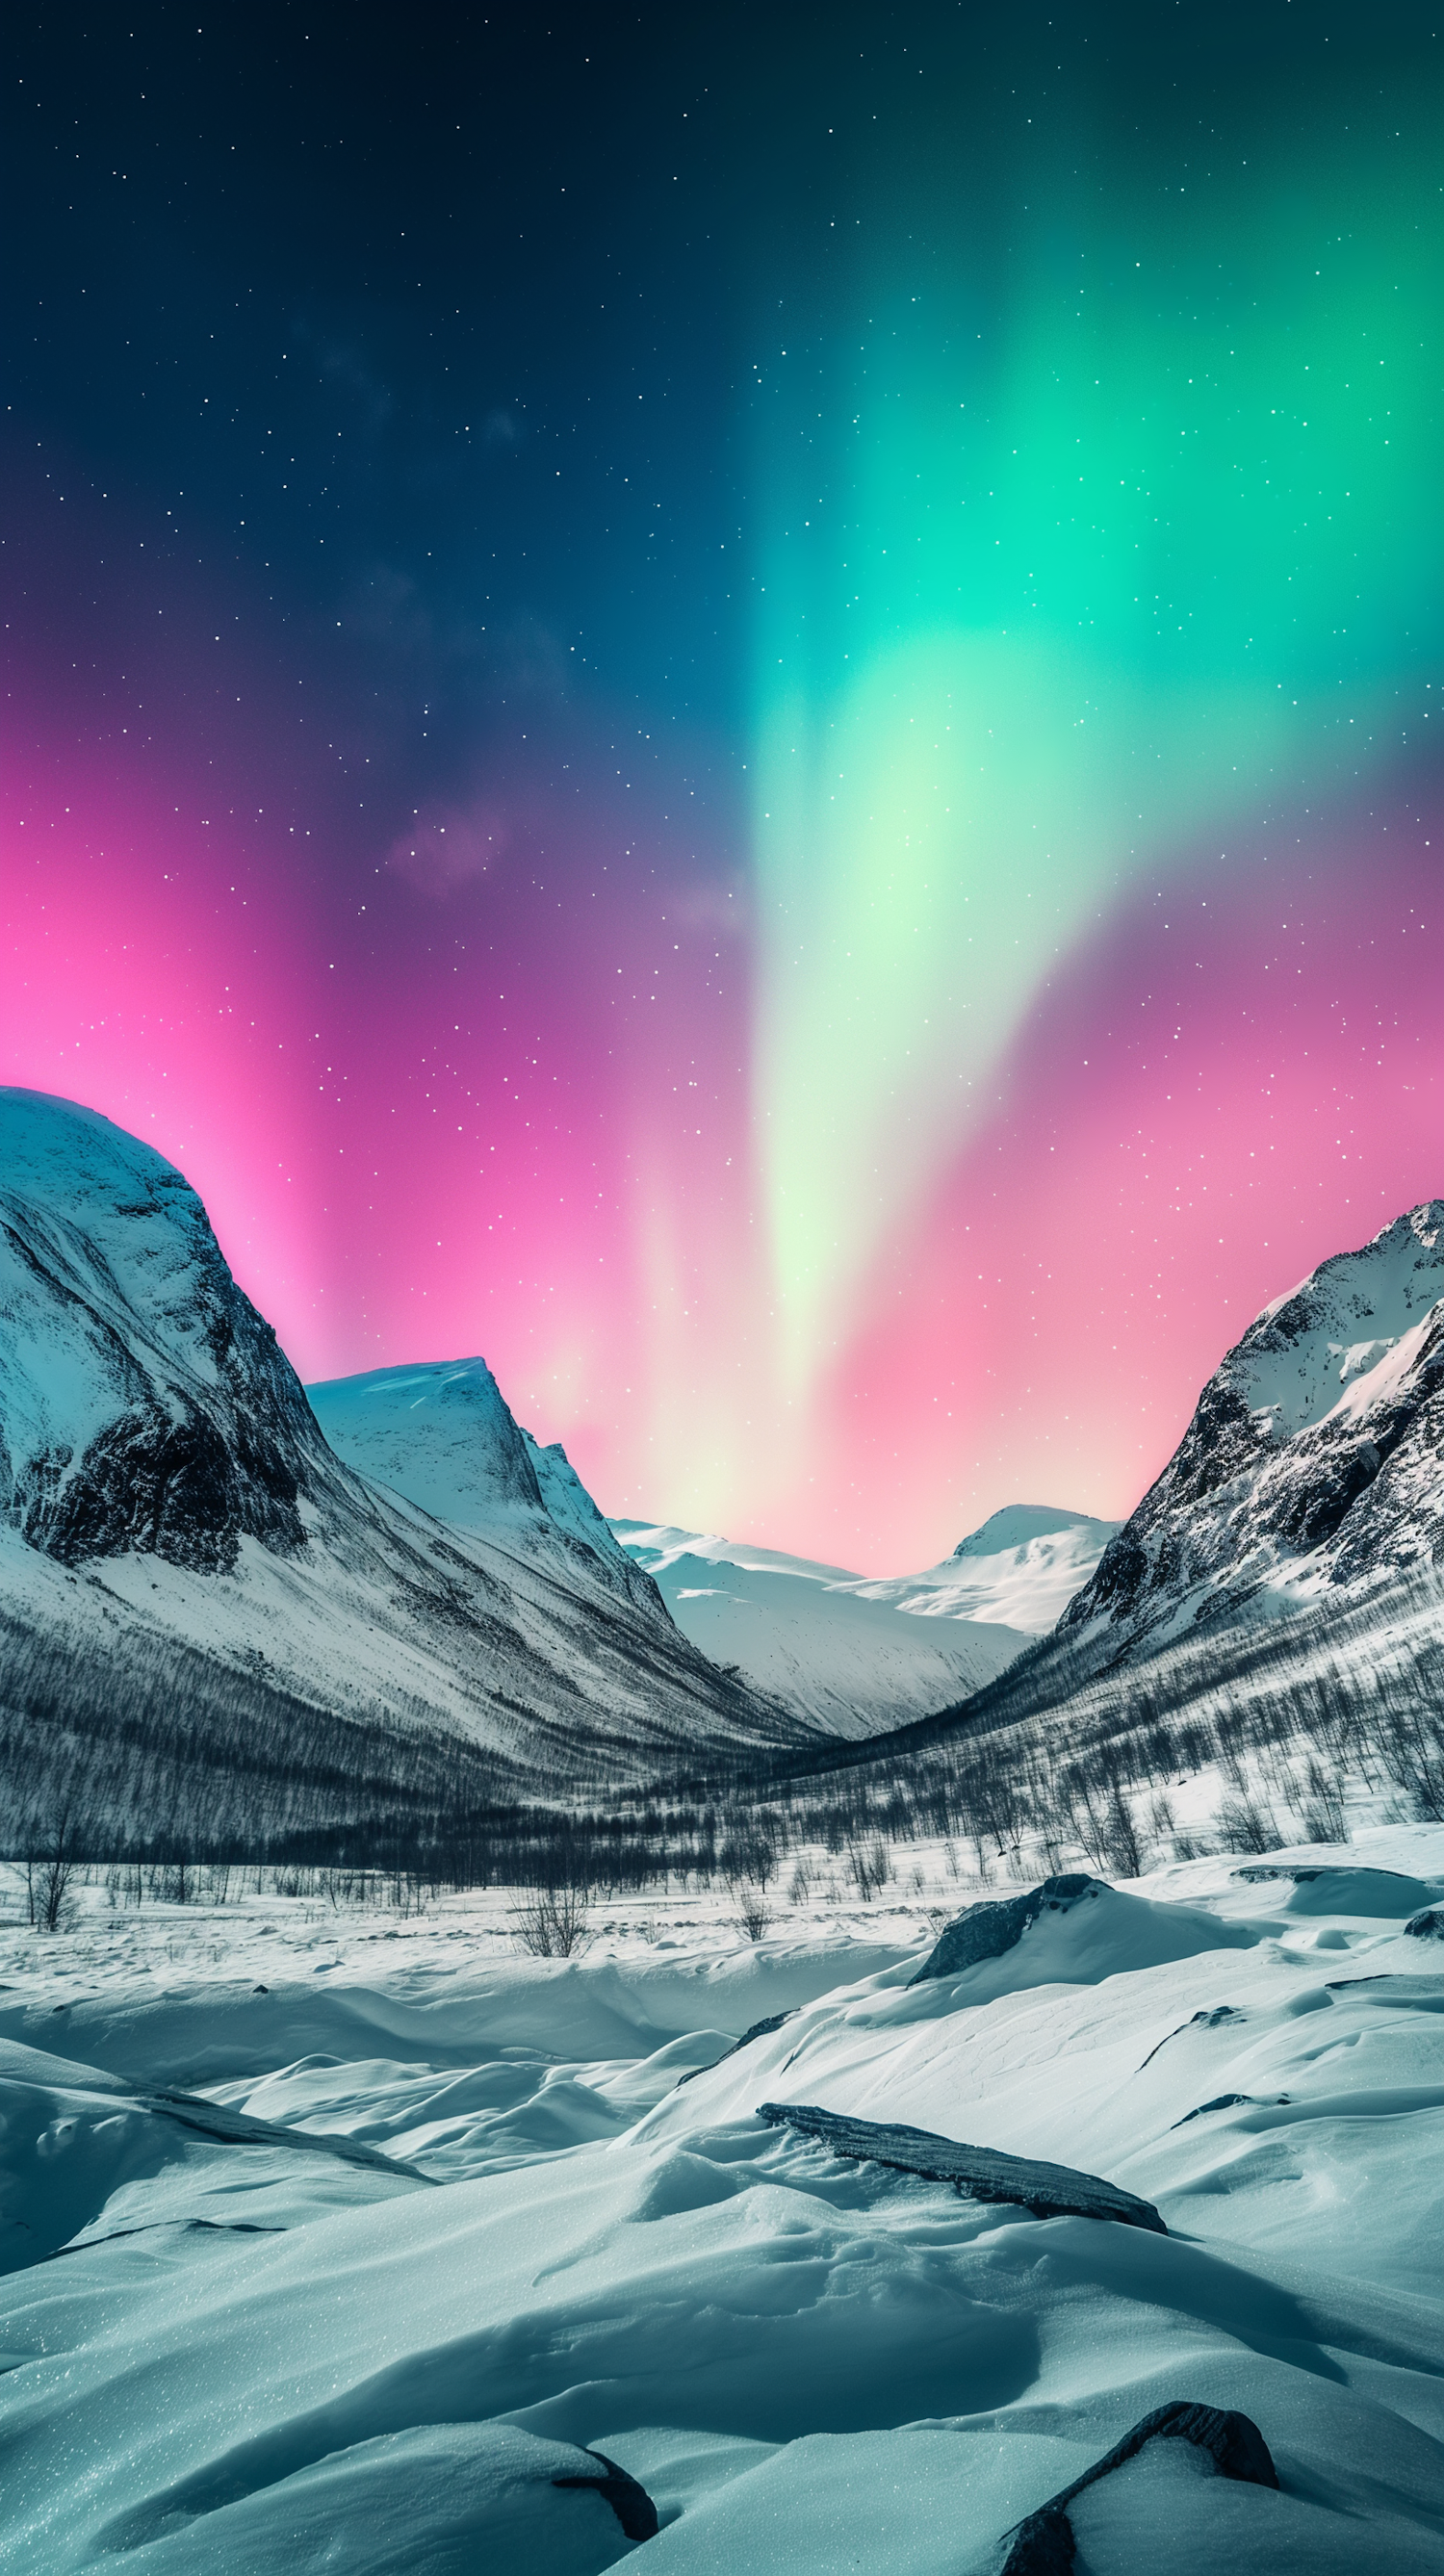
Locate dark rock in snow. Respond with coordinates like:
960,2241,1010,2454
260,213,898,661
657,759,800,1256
1172,2093,1289,2126
909,1874,1105,1984
1405,1908,1444,1940
675,2009,795,2086
1135,2003,1244,2072
138,2083,432,2180
755,2102,1166,2232
995,2399,1278,2573
551,2446,658,2540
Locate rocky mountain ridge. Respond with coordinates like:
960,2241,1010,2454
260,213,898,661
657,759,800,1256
1063,1201,1444,1644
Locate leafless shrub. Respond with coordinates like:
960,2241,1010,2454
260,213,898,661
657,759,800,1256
848,1840,892,1903
1214,1793,1280,1855
511,1884,592,1958
730,1882,772,1942
26,1803,84,1934
1294,1758,1349,1845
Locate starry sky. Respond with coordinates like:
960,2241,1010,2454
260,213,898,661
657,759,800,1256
3,2,1441,1569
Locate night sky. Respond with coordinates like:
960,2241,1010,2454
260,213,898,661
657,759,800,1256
4,2,1441,1568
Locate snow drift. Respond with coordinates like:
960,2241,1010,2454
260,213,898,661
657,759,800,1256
0,1834,1441,2573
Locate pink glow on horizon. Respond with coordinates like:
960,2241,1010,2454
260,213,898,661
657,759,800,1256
807,810,1443,1570
5,562,1440,1574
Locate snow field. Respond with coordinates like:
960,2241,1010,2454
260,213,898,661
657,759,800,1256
0,1832,1440,2572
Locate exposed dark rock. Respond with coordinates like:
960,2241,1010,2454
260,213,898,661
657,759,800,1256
996,2400,1279,2573
675,2009,795,2086
1135,2003,1244,2072
551,2446,658,2540
1172,2093,1289,2126
137,2084,432,2180
755,2102,1166,2232
1322,1975,1444,2005
909,1875,1106,1985
1405,1908,1444,1940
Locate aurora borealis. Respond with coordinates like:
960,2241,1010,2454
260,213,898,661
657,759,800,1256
3,4,1441,1567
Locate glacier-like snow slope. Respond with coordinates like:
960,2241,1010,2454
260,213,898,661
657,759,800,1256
609,1507,1115,1735
1067,1200,1444,1644
307,1359,660,1616
937,1503,1122,1626
0,1091,802,1788
611,1525,1025,1735
0,1835,1441,2572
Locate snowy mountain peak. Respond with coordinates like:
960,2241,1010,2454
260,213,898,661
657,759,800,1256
1064,1200,1444,1641
0,1087,330,1571
1,1092,804,1797
1240,1200,1444,1441
952,1504,1112,1559
307,1359,653,1610
306,1359,545,1524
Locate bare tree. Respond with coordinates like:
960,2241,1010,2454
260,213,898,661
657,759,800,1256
26,1802,84,1934
729,1882,771,1942
510,1884,592,1958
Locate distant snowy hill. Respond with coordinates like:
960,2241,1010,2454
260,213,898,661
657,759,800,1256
1064,1200,1444,1644
0,1091,804,1822
906,1505,1121,1632
607,1516,1117,1736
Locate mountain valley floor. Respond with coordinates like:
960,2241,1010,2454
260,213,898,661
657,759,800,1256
0,1828,1441,2573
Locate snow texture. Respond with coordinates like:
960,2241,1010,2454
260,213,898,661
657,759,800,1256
0,1829,1441,2572
1065,1200,1444,1644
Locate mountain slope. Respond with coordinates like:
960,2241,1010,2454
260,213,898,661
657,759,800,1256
0,1092,805,1820
307,1359,661,1616
1063,1201,1444,1645
611,1523,1033,1736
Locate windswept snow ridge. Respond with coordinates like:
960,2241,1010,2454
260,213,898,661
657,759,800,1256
1066,1201,1444,1644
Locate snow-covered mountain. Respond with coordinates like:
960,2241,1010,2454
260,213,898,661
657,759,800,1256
918,1505,1121,1630
1064,1201,1444,1644
307,1360,660,1617
0,1091,804,1807
607,1520,1091,1736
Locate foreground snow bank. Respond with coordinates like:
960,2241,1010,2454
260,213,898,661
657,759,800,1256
0,1835,1441,2573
